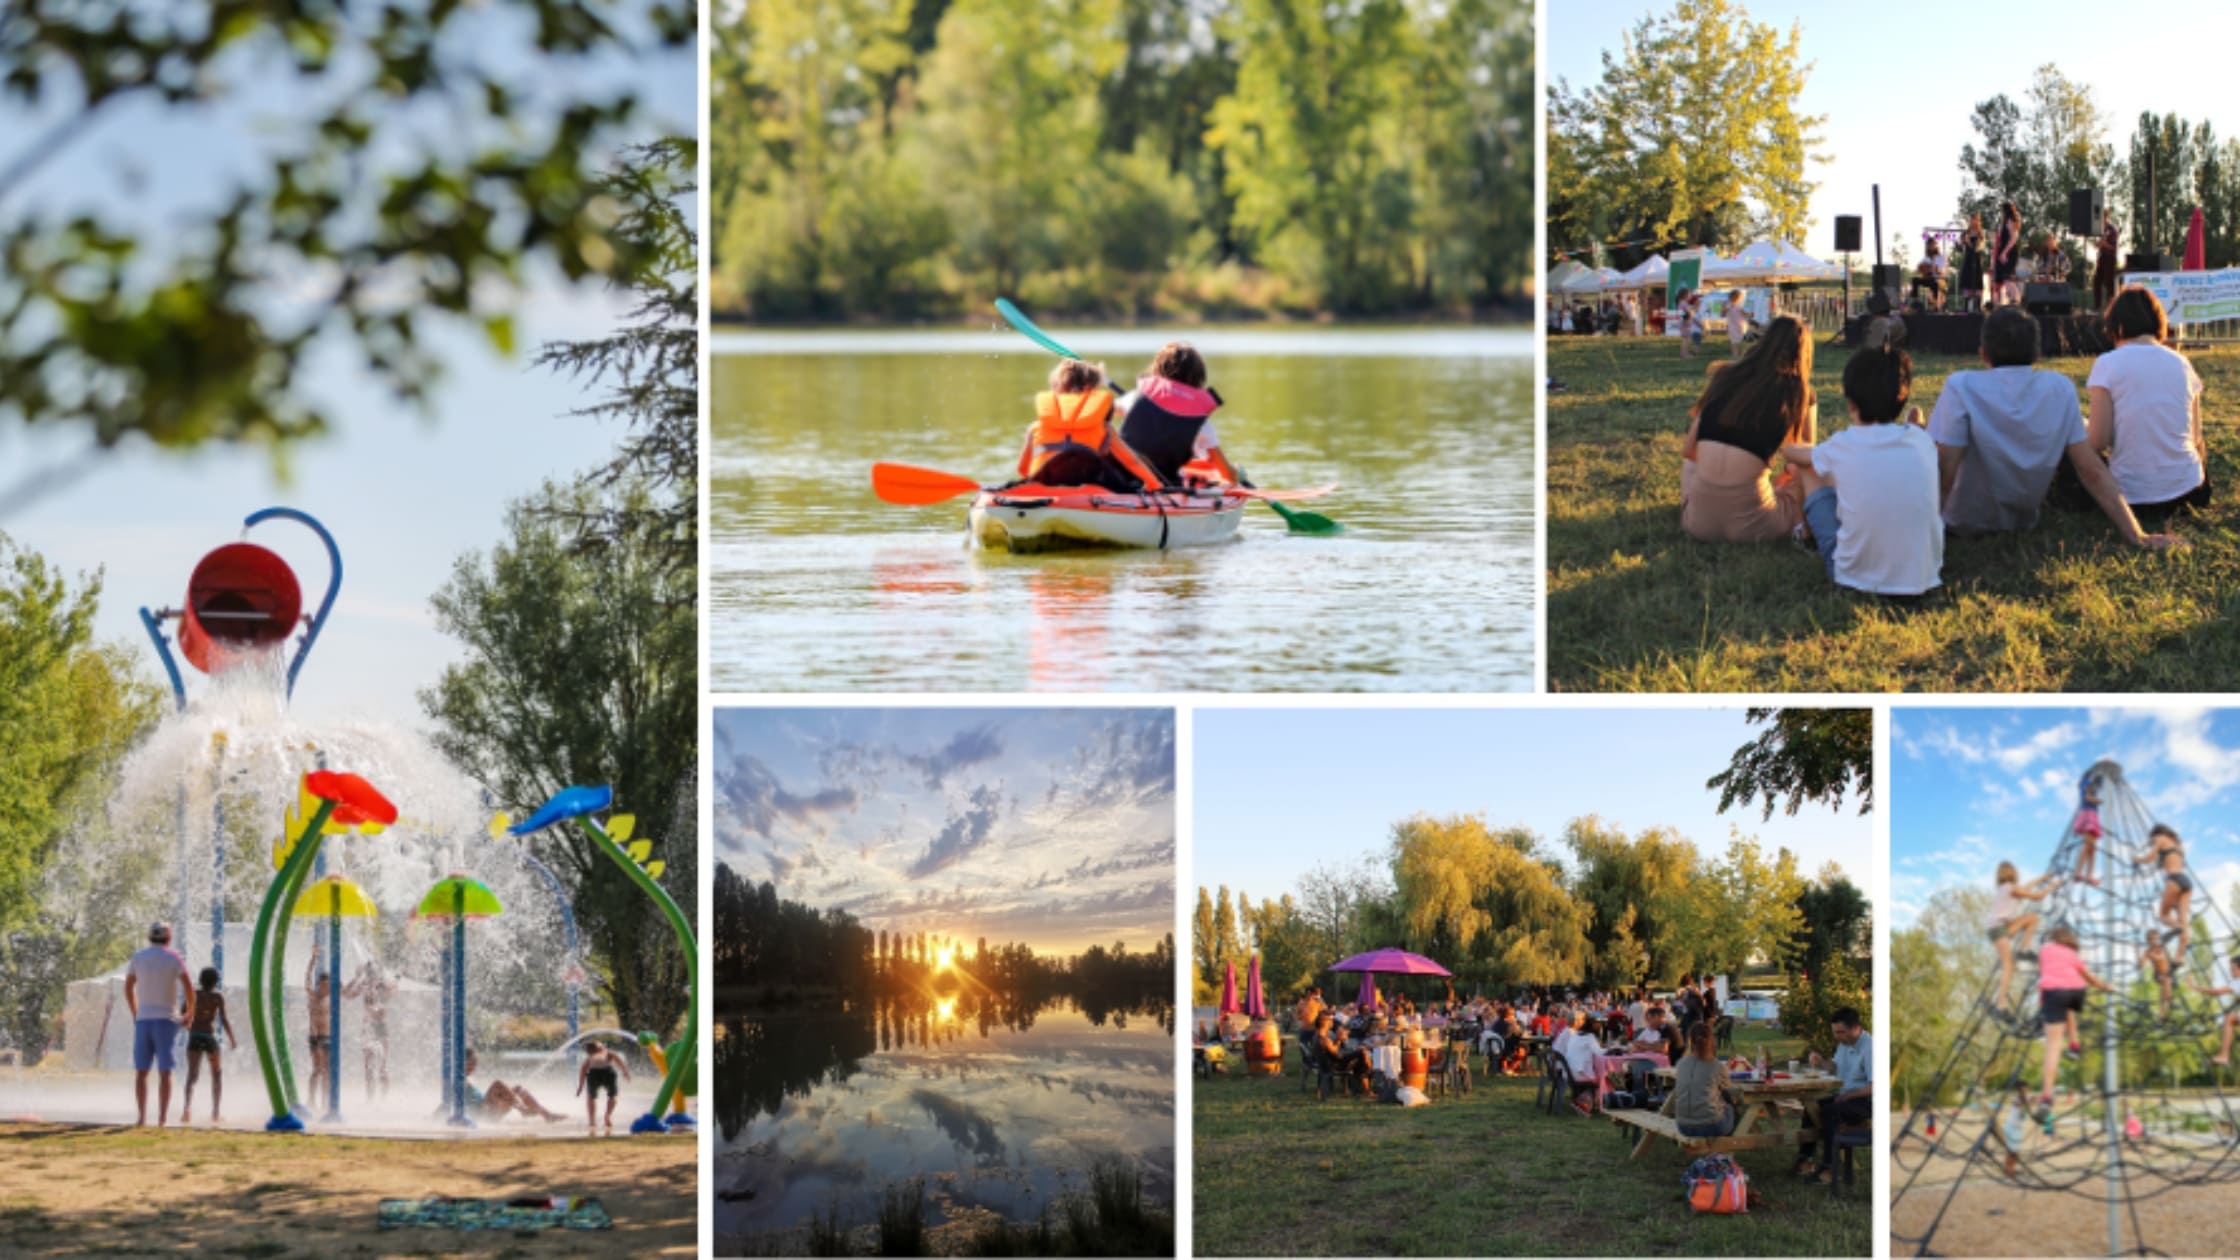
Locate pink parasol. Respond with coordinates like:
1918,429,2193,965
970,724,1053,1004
1218,960,1239,1014
2186,206,2207,271
1245,954,1266,1019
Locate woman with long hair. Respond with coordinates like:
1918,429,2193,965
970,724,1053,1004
1679,313,1819,543
1991,201,2023,307
2093,211,2122,310
1959,214,1987,312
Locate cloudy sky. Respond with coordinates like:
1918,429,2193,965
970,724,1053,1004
1550,0,2229,264
713,708,1176,956
1196,707,1874,903
1892,708,2240,928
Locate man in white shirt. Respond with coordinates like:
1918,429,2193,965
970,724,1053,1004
123,921,194,1126
1629,1007,1671,1054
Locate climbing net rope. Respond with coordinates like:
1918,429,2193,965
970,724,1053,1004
1891,760,2240,1257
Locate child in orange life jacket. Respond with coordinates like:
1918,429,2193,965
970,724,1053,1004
1116,341,1243,488
1016,359,1163,491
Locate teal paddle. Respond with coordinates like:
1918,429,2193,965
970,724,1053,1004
992,299,1342,534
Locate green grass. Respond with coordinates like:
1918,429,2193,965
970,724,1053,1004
1547,336,2240,691
1192,1024,1867,1257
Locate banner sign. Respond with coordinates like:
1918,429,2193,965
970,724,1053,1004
2122,268,2240,324
1666,248,1706,313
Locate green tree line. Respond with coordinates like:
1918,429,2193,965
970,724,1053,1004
713,0,1534,321
1191,813,1870,1008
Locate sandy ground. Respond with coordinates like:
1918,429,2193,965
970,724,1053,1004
0,1121,696,1257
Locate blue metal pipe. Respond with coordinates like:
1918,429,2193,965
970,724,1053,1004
448,885,471,1127
324,907,343,1122
242,507,341,702
137,607,187,713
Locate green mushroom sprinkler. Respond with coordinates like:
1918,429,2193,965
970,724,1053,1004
504,785,695,1134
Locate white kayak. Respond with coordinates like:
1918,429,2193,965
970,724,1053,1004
968,484,1249,554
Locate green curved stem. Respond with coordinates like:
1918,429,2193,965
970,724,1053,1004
246,803,333,1124
267,840,323,1111
573,816,697,1119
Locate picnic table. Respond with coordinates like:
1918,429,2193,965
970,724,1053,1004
1606,1068,1841,1159
1589,1049,1668,1102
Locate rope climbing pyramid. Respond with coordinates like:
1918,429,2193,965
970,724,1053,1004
1892,759,2240,1257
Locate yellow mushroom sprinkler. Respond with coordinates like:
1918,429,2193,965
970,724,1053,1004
501,785,695,1134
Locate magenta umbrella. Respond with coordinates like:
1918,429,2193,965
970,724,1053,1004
1218,960,1239,1014
1244,954,1266,1018
1329,948,1453,977
1358,971,1379,1010
2186,207,2207,271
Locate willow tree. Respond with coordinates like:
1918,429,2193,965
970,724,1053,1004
1565,816,1700,986
1548,0,1823,263
1388,813,1590,989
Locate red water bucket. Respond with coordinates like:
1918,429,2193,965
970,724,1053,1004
180,543,301,673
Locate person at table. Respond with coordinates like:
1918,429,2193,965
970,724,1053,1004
1680,314,1818,545
2086,287,2210,521
1934,308,2180,550
1556,1013,1603,1116
1796,1006,1873,1184
1660,1021,1742,1137
1629,1006,1671,1055
1626,989,1649,1033
1313,1012,1369,1090
1295,987,1325,1031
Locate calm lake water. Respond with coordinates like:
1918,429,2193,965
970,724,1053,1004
713,996,1176,1252
710,328,1535,692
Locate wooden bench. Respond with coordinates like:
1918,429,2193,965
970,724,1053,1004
1604,1108,1800,1160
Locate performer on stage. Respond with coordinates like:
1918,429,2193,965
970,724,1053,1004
2094,210,2122,310
1911,237,1949,310
1958,214,1987,313
1991,201,2023,307
2037,236,2072,287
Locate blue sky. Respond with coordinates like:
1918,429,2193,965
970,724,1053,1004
1550,0,2234,262
1194,707,1874,902
0,9,692,723
1892,708,2240,928
713,709,1177,955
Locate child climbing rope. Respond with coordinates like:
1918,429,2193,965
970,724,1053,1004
2190,954,2240,1067
2142,930,2176,1022
2071,770,2105,885
2034,924,2111,1122
2135,824,2194,957
1988,861,2060,1016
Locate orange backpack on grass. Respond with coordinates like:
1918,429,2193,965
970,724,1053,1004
1683,1154,1749,1214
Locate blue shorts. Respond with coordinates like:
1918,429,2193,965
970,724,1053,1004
1802,486,1842,579
134,1018,179,1073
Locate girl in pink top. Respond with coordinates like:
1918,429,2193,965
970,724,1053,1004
2034,925,2110,1119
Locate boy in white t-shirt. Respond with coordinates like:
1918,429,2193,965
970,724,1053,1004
1785,344,1944,596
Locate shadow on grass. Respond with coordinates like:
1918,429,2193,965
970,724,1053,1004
1548,337,2240,691
1192,1025,1869,1257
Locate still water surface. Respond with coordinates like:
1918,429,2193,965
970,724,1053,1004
711,327,1534,692
714,997,1175,1249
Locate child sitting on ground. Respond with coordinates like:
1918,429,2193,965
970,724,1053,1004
181,966,236,1125
2034,924,2110,1121
1014,359,1162,492
1784,343,1944,596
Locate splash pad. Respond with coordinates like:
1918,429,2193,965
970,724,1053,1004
1,508,693,1139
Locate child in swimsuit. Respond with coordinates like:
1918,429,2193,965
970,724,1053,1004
1987,861,2058,1015
2193,955,2240,1067
305,957,332,1104
576,1040,633,1129
2142,931,2175,1021
344,961,394,1101
181,967,235,1125
2135,824,2193,955
2071,771,2104,885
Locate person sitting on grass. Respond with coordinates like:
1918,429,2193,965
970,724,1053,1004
1014,359,1163,493
1796,1006,1874,1183
1679,314,1819,545
461,1048,565,1123
1116,341,1244,489
2086,286,2209,520
1988,861,2059,1016
2191,954,2240,1067
2032,925,2110,1121
180,966,236,1126
1660,1020,1741,1137
1784,343,1944,597
1932,307,2180,550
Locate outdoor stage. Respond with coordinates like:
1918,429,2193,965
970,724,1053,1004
1844,309,2112,357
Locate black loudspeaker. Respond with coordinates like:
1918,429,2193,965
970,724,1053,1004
1834,215,1863,253
2126,252,2179,275
2025,282,2074,315
2069,189,2103,237
1872,264,1904,299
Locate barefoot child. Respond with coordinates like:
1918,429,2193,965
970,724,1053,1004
576,1040,633,1129
2143,931,2175,1021
2193,954,2240,1067
462,1049,565,1123
2072,770,2105,885
1988,862,2059,1014
181,967,236,1125
305,957,332,1105
2135,825,2194,956
1115,342,1244,489
1014,359,1162,493
2035,924,2111,1121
